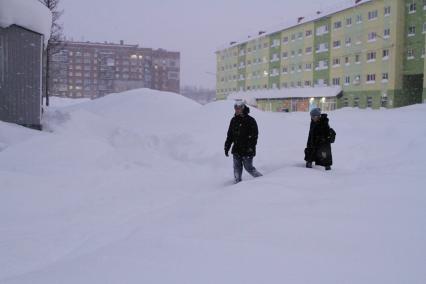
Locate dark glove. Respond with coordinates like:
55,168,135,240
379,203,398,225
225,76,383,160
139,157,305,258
225,149,229,157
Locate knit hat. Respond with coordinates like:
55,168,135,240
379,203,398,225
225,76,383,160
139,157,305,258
310,108,321,117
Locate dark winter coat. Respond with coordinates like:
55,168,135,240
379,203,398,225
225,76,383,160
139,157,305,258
304,113,333,166
224,106,259,157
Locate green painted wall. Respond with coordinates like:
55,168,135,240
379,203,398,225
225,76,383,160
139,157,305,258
403,0,425,75
313,18,331,85
268,32,282,88
338,90,385,109
238,43,247,91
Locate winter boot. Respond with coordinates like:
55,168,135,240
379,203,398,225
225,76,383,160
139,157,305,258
325,166,331,171
306,162,312,168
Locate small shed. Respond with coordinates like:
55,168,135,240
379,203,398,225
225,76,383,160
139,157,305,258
0,0,52,129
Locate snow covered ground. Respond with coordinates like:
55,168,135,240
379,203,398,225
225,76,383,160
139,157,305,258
1,88,425,283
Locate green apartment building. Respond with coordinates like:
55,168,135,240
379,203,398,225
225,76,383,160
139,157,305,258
216,0,426,110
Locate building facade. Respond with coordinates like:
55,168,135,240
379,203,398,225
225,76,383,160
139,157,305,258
216,0,426,110
49,41,180,99
0,25,44,129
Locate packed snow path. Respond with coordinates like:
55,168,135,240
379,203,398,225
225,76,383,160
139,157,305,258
1,89,425,283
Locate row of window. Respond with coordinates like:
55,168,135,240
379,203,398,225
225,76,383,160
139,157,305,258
219,5,397,59
219,3,426,62
220,31,392,71
342,96,388,108
407,1,426,14
67,50,152,61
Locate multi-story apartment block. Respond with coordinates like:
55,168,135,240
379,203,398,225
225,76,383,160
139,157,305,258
216,0,426,110
49,40,180,99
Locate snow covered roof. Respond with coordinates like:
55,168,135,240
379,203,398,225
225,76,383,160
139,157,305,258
0,0,52,46
217,0,372,52
228,86,343,105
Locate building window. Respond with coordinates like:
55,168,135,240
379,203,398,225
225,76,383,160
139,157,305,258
298,32,303,39
344,76,350,85
366,74,376,83
381,96,388,107
367,97,373,108
332,77,340,86
282,52,288,59
383,49,390,59
305,63,312,71
368,10,378,20
306,30,313,37
332,58,341,67
382,73,389,82
345,56,350,65
305,81,311,87
408,25,416,36
367,52,377,62
316,25,329,36
344,97,349,107
368,32,377,42
346,17,352,26
334,21,342,29
354,75,361,84
283,36,289,44
305,47,313,54
333,40,341,48
272,39,280,47
345,37,352,46
407,48,415,59
356,14,362,23
408,2,416,14
384,28,390,38
354,97,360,107
316,42,329,53
384,6,391,16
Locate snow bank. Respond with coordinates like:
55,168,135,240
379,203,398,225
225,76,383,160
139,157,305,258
0,0,52,45
1,88,425,283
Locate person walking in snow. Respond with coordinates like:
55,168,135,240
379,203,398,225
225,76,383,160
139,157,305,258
224,101,263,183
304,108,335,171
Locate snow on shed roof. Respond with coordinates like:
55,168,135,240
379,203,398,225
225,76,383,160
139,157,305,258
228,86,342,105
0,0,52,46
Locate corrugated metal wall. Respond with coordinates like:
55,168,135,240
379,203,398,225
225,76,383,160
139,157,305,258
0,25,43,129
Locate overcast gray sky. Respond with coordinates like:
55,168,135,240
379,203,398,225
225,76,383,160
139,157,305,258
60,0,346,89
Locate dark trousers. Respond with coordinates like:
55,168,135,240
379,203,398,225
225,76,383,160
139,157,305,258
233,154,262,183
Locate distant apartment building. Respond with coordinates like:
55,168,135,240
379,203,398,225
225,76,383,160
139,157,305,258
49,40,180,99
216,0,426,111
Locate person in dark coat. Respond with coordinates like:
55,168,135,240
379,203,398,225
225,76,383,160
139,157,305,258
304,108,333,171
225,101,263,183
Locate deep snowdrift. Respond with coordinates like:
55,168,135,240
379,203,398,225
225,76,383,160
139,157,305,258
1,88,425,284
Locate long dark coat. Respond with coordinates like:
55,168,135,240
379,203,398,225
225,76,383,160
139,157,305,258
304,113,333,166
225,106,259,157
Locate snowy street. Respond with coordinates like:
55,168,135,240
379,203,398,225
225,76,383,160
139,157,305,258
1,89,425,283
